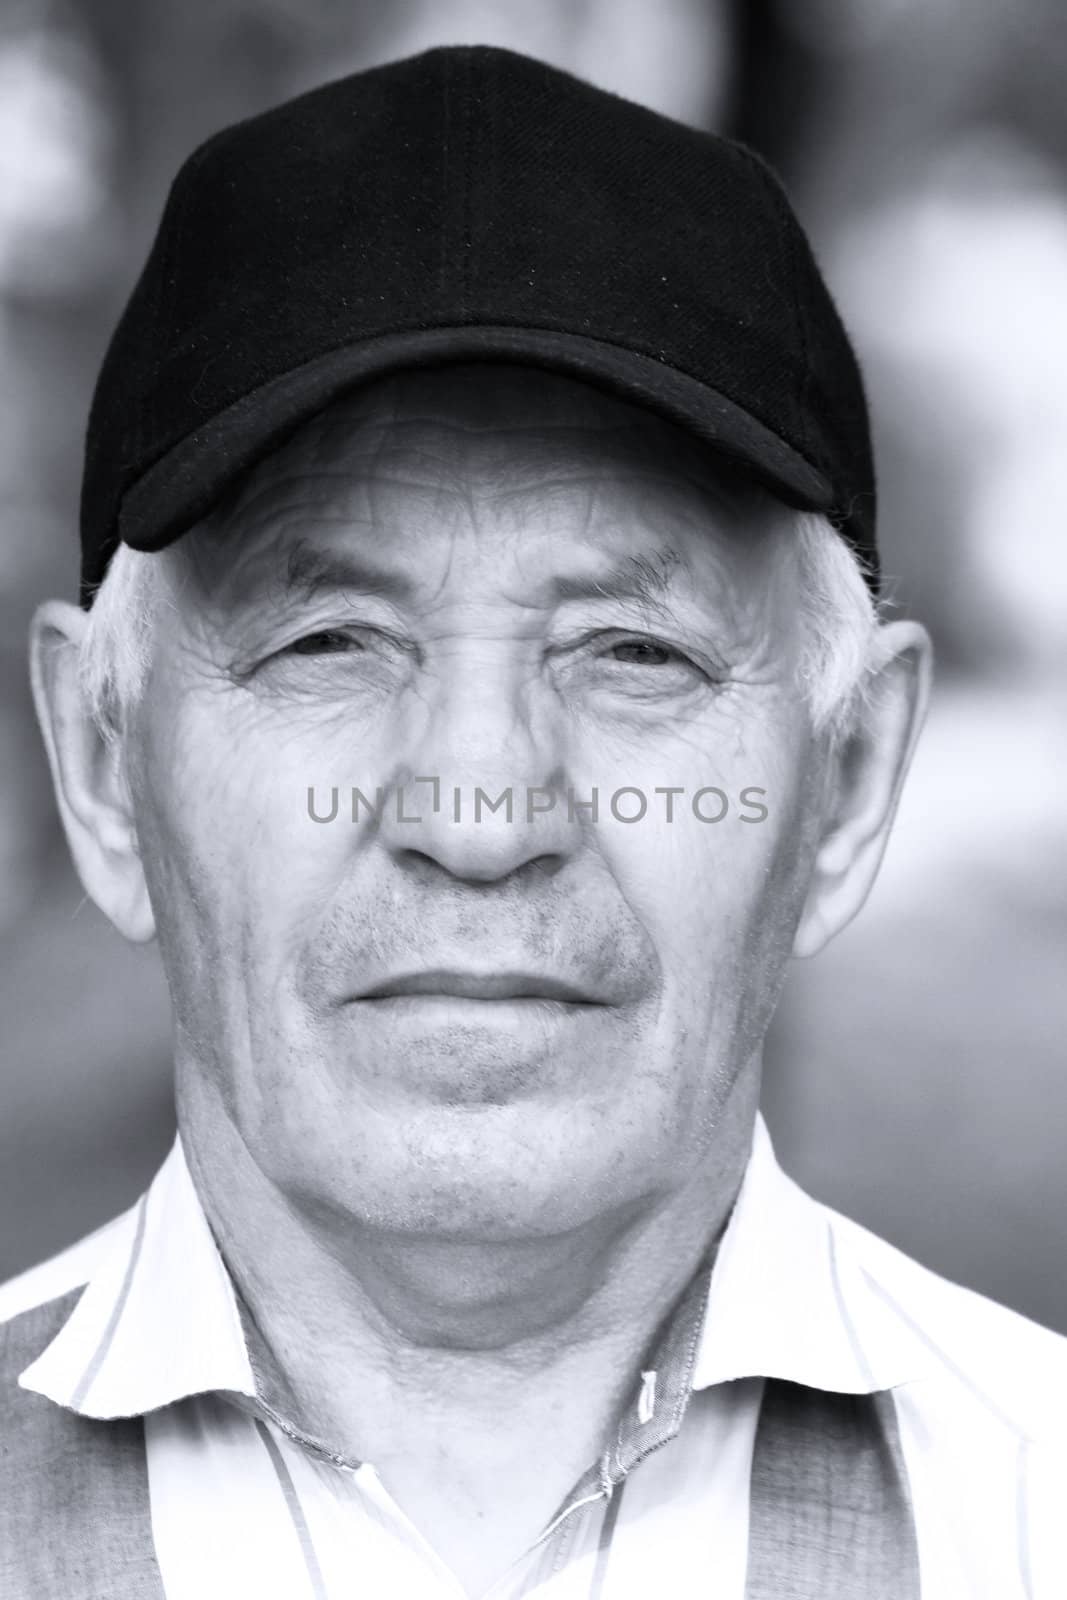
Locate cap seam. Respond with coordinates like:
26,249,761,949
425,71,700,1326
732,142,816,468
438,50,453,305
461,47,474,316
143,142,217,466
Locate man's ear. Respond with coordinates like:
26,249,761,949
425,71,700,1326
792,619,933,960
28,599,156,944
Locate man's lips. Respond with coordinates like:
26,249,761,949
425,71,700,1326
354,968,607,1004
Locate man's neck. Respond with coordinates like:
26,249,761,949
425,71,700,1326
178,1070,759,1591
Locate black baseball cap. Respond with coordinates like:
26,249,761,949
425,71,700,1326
79,44,879,605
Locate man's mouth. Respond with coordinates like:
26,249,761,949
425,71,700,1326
356,969,605,1004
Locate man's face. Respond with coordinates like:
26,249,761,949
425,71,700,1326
127,364,829,1239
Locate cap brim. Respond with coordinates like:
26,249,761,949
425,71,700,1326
116,324,834,562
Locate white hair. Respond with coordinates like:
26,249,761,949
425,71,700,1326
80,511,882,744
79,539,163,743
792,510,884,740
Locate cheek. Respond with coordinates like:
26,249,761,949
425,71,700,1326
131,690,358,1012
592,725,819,1018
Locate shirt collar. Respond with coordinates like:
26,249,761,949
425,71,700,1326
691,1114,924,1394
19,1114,924,1423
19,1138,256,1417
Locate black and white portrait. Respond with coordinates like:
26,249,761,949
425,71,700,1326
1,5,1065,1596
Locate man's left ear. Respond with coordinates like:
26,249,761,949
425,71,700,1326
792,619,933,960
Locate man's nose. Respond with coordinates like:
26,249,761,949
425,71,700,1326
376,657,576,883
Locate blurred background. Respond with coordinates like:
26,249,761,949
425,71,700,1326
1,0,1065,1328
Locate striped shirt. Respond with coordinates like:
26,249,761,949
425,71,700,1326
3,1115,1066,1597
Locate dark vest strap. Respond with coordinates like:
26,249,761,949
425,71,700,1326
0,1293,164,1600
745,1378,920,1599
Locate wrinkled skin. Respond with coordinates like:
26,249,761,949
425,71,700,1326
133,367,828,1250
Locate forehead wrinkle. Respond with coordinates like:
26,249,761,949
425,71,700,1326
483,470,754,566
285,409,671,500
193,490,769,638
297,387,675,441
282,381,759,503
188,471,456,605
355,423,757,522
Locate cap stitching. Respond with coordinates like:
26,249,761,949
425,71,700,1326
461,48,474,315
438,52,452,304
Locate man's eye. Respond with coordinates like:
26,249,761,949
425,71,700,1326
604,638,683,668
285,630,364,656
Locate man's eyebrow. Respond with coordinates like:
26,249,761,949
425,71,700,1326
551,550,683,611
274,542,416,604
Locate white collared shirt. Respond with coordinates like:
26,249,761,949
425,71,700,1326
3,1115,1066,1598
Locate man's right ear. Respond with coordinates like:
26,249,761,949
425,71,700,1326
29,600,156,944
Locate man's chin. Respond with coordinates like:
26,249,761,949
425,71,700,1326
282,1119,629,1243
326,998,619,1106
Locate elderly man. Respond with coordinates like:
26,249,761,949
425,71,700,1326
2,43,1063,1600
